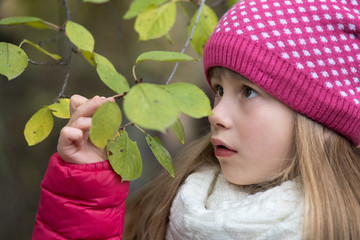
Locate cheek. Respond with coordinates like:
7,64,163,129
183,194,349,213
241,107,293,158
261,111,293,158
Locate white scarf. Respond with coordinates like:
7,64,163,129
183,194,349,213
166,166,303,240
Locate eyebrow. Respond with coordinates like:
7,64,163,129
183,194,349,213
225,73,257,87
238,77,254,86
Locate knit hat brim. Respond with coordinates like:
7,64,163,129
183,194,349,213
203,33,360,146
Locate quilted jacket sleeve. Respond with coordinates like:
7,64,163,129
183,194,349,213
32,153,129,240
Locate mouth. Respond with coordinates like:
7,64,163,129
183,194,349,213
211,138,237,157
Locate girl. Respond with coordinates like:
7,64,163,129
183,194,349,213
33,0,360,239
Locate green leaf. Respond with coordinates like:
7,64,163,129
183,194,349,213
146,134,174,177
135,51,197,64
49,98,70,119
94,53,116,70
96,64,130,94
123,83,179,132
24,107,54,146
65,21,95,52
124,0,167,19
161,82,212,118
188,4,218,55
89,101,122,149
107,130,142,181
0,42,28,81
171,118,185,144
82,50,96,66
94,53,129,94
0,16,48,29
20,39,61,60
135,2,176,40
83,0,110,3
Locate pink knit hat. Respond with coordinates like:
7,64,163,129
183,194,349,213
203,0,360,146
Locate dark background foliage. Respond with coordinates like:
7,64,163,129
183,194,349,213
0,0,228,238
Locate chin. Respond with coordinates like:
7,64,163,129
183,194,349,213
220,168,248,185
220,166,264,186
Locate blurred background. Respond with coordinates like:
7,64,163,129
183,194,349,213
0,0,228,238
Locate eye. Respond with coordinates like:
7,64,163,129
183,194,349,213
243,86,258,98
214,85,224,97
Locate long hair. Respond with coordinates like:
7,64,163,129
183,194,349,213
123,134,216,240
294,114,360,240
123,67,360,239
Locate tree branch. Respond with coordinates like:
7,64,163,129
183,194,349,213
211,0,225,8
72,0,81,21
166,0,206,85
64,0,71,20
28,59,67,66
107,1,123,39
37,34,64,47
55,0,73,102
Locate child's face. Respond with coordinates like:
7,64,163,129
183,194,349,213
209,71,294,185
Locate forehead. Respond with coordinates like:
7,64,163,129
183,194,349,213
209,67,252,85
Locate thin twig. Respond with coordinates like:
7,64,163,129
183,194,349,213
64,0,71,20
72,0,81,21
28,59,67,66
107,1,123,39
166,0,206,85
55,0,73,102
211,0,225,8
120,122,134,130
38,34,64,47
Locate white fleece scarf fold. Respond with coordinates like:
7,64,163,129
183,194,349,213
166,166,303,240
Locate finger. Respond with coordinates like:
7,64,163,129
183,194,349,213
69,94,89,116
68,96,108,126
69,117,92,131
58,126,84,151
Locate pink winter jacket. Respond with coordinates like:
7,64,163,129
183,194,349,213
32,153,129,239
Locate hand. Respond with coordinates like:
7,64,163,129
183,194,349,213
57,95,114,164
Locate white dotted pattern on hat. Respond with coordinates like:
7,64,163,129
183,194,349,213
214,0,360,105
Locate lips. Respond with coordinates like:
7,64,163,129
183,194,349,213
211,138,237,157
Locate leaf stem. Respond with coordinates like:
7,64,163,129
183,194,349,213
132,65,138,83
43,20,62,31
166,0,205,85
120,122,147,135
120,122,134,130
134,124,147,134
110,92,127,100
18,40,25,48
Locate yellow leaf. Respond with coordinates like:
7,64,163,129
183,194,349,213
21,39,61,60
135,2,176,40
24,107,54,146
49,98,70,119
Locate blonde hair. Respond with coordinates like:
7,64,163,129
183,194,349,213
123,68,360,240
123,134,215,239
295,114,360,239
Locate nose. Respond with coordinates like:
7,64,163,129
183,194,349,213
208,98,232,129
